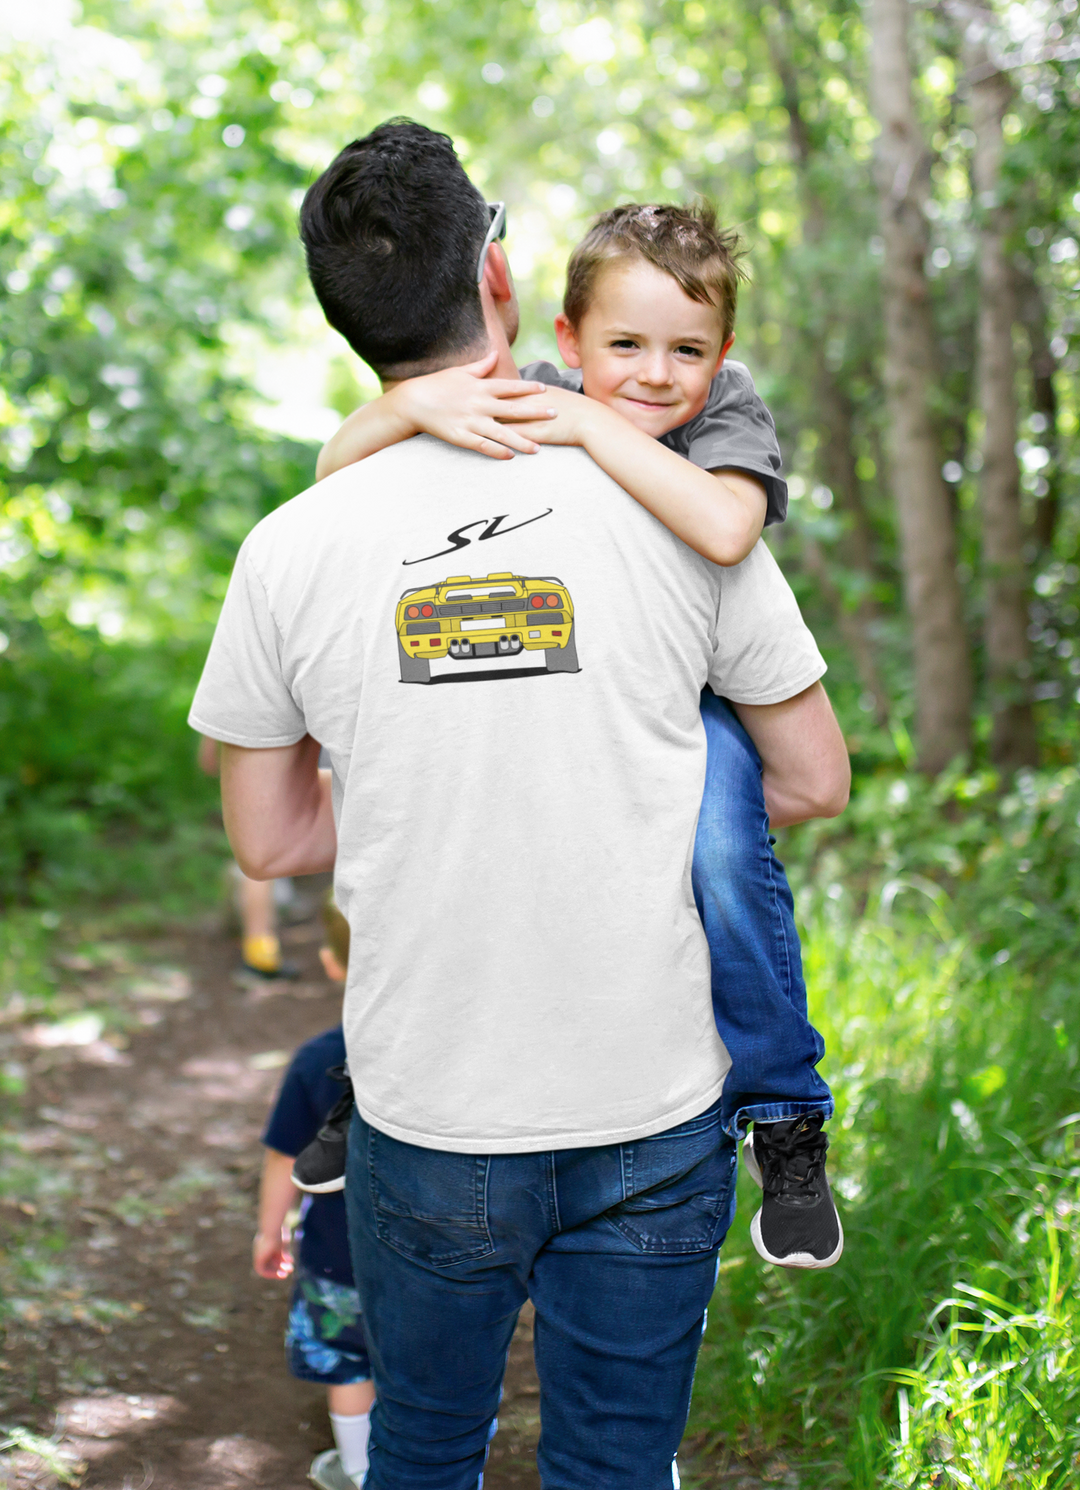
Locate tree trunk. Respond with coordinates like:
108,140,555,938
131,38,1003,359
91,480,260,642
967,28,1039,770
801,536,891,728
1012,254,1060,550
761,0,890,725
869,0,973,774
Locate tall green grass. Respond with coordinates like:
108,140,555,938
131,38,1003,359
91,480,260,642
688,766,1080,1487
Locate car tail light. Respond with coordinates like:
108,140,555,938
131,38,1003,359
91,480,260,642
410,640,420,648
429,639,440,646
530,595,544,608
552,630,563,636
406,604,420,619
546,594,560,606
421,604,434,617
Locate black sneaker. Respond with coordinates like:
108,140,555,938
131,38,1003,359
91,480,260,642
291,1066,354,1194
742,1114,844,1269
239,959,300,981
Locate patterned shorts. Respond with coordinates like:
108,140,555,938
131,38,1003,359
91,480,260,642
285,1270,372,1385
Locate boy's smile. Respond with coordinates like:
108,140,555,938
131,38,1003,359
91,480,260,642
555,258,734,439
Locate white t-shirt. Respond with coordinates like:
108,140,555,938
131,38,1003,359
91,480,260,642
189,437,825,1153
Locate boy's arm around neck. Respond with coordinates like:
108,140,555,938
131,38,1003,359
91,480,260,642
315,388,418,481
314,353,558,480
505,393,767,565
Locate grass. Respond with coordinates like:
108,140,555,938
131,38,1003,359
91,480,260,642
688,765,1080,1487
0,1425,86,1485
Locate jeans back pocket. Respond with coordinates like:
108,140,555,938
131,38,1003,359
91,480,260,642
367,1128,495,1267
610,1116,737,1255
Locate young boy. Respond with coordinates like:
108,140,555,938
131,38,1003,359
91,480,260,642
297,203,843,1272
254,898,373,1490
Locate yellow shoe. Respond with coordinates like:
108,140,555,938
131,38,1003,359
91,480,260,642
240,936,298,980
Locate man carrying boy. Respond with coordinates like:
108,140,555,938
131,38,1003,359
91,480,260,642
190,120,848,1489
304,190,845,1269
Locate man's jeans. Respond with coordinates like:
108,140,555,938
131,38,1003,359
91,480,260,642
695,690,834,1137
345,1103,738,1490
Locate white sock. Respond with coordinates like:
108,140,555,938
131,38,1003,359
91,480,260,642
330,1410,372,1482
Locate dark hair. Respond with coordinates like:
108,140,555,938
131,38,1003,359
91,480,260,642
300,119,491,377
564,202,747,344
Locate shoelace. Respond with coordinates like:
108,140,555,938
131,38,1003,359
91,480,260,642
759,1118,828,1199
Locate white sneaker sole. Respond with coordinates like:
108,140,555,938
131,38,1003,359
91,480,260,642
291,1173,346,1194
309,1449,363,1490
742,1132,844,1269
742,1130,764,1188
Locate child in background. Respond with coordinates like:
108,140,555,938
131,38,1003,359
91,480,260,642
308,202,843,1272
197,734,299,982
253,898,371,1490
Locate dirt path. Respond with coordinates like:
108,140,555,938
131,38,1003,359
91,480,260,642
0,902,543,1490
1,901,774,1490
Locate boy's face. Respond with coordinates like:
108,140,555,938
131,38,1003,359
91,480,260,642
555,257,734,438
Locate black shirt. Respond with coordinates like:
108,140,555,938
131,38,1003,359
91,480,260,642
262,1026,353,1285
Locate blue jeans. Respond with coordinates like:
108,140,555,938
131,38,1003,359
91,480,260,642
694,690,833,1137
345,1103,737,1490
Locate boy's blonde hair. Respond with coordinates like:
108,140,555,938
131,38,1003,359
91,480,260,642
322,894,350,969
563,202,747,345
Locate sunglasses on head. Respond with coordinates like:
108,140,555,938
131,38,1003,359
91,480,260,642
476,201,507,283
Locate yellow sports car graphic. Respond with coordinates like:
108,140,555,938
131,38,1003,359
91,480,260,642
395,572,580,684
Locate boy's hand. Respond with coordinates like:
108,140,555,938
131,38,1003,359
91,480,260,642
253,1228,293,1281
391,351,559,460
501,385,610,449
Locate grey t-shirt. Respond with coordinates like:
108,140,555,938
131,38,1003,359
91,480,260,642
189,438,824,1154
520,358,788,525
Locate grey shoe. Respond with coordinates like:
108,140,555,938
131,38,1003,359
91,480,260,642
309,1449,362,1490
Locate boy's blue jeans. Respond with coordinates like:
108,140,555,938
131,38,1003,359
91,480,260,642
695,689,833,1137
345,1102,737,1490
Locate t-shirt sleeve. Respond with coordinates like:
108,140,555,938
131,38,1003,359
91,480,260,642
262,1057,323,1157
187,540,307,747
708,540,826,704
661,362,788,526
517,360,583,393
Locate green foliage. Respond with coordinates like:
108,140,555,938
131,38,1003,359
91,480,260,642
0,1425,85,1485
3,0,1080,895
0,6,318,901
885,1230,1080,1489
1,0,1079,1480
687,768,1080,1484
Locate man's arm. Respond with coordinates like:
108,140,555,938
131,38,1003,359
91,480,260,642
219,736,336,879
732,681,850,828
196,734,220,777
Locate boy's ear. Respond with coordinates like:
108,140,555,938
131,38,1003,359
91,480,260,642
554,312,583,369
712,333,736,377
